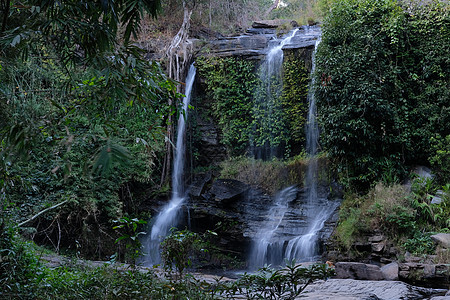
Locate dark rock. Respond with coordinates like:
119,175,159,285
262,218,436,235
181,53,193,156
252,19,292,28
372,241,387,252
328,181,344,199
335,262,384,281
196,25,321,60
190,26,224,39
246,27,277,35
369,235,386,243
399,262,449,289
210,179,250,202
189,173,212,197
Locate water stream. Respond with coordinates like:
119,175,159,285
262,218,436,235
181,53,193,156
250,31,339,268
141,64,196,265
252,29,299,159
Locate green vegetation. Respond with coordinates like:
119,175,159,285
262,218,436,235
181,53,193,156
0,0,178,261
219,154,330,194
335,179,450,256
230,262,335,299
316,0,450,189
195,53,310,159
1,223,333,299
196,57,257,155
161,228,199,277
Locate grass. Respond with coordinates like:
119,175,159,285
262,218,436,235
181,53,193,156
219,154,330,194
334,181,450,261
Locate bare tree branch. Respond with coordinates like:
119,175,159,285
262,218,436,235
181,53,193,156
18,200,69,227
265,0,281,17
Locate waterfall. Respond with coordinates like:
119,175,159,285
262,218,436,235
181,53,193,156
249,29,339,268
284,37,339,262
141,64,196,265
252,29,299,159
249,186,297,268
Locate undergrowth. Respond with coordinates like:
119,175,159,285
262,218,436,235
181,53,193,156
335,178,450,259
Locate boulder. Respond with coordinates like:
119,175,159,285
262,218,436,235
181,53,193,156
210,179,249,202
381,262,399,281
399,262,449,289
369,235,386,243
411,165,434,179
372,241,387,252
431,190,445,205
189,173,212,197
335,262,384,281
431,233,450,249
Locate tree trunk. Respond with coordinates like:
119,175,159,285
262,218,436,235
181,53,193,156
265,0,280,17
161,0,194,187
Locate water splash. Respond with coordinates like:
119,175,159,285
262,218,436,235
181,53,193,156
141,64,196,265
250,31,339,268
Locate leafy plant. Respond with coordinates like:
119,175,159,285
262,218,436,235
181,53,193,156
316,0,450,190
160,228,199,278
403,233,435,255
112,217,147,264
430,134,450,184
230,262,335,299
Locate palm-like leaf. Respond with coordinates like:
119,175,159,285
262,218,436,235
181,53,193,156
91,139,130,176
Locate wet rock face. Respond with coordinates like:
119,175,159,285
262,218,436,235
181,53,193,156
326,233,450,288
186,178,340,264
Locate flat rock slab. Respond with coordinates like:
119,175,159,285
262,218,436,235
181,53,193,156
301,279,448,300
252,19,293,28
210,179,249,202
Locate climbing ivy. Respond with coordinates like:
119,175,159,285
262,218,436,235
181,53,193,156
196,54,310,159
282,52,309,150
196,57,257,155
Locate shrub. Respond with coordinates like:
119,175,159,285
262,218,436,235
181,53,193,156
316,0,450,190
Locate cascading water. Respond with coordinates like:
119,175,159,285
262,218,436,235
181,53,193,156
252,29,299,159
141,64,196,265
249,186,297,268
284,38,340,261
250,30,339,268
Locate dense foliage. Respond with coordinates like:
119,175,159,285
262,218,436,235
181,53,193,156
0,0,179,259
1,222,333,299
195,53,309,159
315,0,450,189
196,57,257,155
